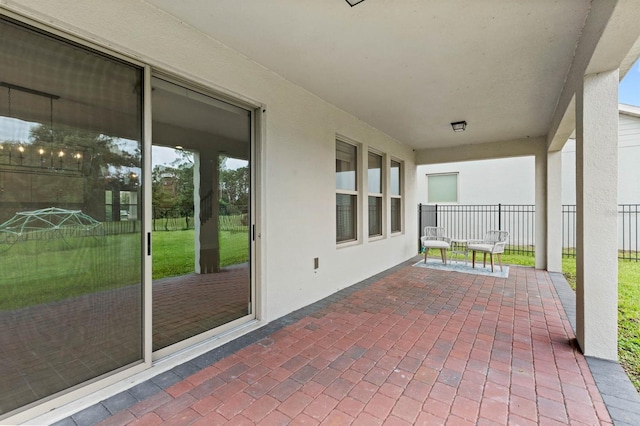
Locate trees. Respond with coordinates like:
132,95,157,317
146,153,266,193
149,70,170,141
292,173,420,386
150,153,248,227
18,124,141,221
151,151,194,229
219,158,249,216
10,126,250,226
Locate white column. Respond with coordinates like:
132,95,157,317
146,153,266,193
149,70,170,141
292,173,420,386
195,152,221,274
575,69,618,360
534,147,547,269
194,153,202,273
546,150,563,272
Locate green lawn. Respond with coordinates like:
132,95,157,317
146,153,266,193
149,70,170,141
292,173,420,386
610,260,640,392
152,229,248,278
0,229,248,310
0,234,140,310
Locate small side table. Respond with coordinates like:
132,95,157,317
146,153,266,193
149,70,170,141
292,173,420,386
450,238,468,264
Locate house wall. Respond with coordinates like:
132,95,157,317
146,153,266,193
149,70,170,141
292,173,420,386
416,156,535,205
2,2,417,326
562,111,640,205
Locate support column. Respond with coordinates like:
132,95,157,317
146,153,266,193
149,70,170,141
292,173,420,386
195,152,221,274
575,69,618,360
547,150,563,272
534,146,547,270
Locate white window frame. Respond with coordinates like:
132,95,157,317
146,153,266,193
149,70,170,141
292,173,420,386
426,172,459,204
367,150,384,239
336,138,360,245
390,159,403,234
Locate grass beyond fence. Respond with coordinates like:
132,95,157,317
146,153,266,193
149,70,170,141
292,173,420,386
499,253,640,393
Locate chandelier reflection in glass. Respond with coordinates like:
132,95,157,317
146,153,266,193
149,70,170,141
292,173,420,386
0,82,87,175
0,143,87,172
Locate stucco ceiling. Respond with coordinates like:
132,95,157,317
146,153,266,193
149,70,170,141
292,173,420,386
145,0,594,150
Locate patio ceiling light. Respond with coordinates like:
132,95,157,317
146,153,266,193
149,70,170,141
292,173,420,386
451,121,467,132
345,0,366,6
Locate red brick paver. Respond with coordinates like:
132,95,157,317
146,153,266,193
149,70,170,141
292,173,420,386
99,263,613,425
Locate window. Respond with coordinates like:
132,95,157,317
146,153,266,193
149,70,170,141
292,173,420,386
390,160,402,233
427,173,458,203
368,151,383,237
336,140,358,243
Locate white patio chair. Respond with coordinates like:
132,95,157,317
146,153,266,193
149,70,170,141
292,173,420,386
421,226,451,264
467,230,509,272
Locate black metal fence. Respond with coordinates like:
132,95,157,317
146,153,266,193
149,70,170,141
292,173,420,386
562,204,576,258
419,203,640,261
620,204,639,261
418,204,535,256
102,206,248,234
153,207,195,231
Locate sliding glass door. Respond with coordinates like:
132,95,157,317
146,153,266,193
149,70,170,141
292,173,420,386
151,77,252,354
0,17,254,419
0,17,143,415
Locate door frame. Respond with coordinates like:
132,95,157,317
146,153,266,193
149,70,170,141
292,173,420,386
147,70,262,361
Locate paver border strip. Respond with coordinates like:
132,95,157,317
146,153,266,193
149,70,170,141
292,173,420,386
549,271,640,426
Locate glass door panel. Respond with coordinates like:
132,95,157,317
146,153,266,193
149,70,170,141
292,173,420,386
0,18,143,416
151,77,251,352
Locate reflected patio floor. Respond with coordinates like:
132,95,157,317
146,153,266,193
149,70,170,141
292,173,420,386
0,268,248,416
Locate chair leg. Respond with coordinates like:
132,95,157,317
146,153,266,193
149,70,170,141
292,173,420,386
497,253,502,271
424,248,427,263
489,253,494,272
472,251,476,268
483,253,487,267
441,248,447,264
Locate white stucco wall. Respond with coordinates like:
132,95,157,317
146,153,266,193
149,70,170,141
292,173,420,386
417,156,535,205
2,0,417,324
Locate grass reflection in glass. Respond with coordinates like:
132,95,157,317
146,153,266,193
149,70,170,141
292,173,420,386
0,233,139,310
152,229,248,279
0,229,248,310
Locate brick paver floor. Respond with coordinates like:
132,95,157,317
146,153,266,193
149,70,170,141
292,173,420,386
92,262,612,425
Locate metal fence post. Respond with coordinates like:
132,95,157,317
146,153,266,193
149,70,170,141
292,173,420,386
418,203,422,252
435,204,438,227
498,203,502,231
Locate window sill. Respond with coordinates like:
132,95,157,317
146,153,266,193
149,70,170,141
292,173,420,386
336,239,359,249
